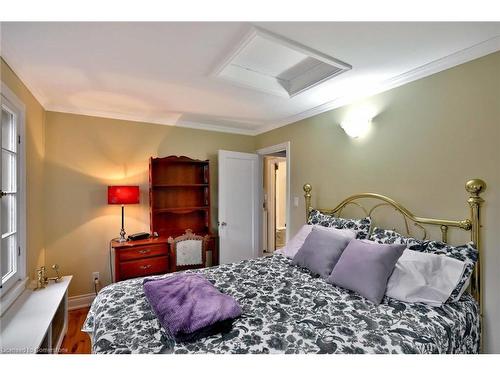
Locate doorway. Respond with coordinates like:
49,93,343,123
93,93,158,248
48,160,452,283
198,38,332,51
257,142,290,255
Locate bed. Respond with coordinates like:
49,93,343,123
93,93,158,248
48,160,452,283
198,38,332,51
83,179,486,354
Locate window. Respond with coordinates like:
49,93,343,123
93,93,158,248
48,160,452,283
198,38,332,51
0,84,26,307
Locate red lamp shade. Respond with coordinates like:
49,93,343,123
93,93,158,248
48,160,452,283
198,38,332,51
108,186,140,205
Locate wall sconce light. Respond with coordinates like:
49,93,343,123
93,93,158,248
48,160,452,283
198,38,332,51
340,118,372,138
339,107,374,138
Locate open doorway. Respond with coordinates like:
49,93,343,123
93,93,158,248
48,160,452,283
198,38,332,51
257,142,290,255
264,154,287,253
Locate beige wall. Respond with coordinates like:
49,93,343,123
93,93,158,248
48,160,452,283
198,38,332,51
1,59,46,280
256,51,500,352
43,112,255,297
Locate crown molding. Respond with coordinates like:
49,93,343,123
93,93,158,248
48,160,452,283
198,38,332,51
45,105,257,136
255,35,500,135
174,119,258,136
1,54,50,109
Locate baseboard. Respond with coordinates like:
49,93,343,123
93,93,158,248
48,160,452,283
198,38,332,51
68,293,96,310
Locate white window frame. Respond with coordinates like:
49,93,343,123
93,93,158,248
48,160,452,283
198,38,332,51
0,82,27,315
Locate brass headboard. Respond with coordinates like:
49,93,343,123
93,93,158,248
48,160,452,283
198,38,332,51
303,179,486,338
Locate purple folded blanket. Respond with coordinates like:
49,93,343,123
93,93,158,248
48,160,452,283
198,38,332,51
143,273,242,342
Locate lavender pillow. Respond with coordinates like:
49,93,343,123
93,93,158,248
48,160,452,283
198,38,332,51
327,239,405,304
292,227,353,278
275,224,355,259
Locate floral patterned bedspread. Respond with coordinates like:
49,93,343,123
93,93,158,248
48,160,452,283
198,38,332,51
82,255,479,354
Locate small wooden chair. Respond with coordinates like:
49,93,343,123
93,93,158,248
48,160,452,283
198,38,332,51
167,229,209,272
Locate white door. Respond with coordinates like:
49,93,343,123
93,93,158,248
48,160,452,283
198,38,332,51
218,150,259,264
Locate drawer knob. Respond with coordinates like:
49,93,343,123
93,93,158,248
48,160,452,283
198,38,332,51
138,249,151,254
139,264,152,270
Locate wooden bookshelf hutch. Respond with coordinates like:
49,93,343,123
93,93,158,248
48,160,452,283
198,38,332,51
149,155,218,267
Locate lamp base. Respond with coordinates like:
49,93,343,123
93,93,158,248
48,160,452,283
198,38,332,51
118,227,127,242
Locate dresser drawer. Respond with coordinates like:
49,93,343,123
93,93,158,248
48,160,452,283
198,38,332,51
119,256,168,279
117,244,167,262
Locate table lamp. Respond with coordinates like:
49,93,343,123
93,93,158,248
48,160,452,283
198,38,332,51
108,186,140,242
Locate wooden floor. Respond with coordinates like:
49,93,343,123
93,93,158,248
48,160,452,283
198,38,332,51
59,307,92,354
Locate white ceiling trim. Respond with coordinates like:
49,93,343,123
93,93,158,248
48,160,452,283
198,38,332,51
1,55,50,109
44,104,257,136
173,119,257,135
256,34,500,135
1,35,52,108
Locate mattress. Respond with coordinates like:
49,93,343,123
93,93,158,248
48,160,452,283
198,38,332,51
82,255,479,354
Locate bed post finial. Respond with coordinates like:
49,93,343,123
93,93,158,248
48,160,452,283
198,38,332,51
465,178,486,255
466,178,486,350
466,179,486,198
303,184,312,222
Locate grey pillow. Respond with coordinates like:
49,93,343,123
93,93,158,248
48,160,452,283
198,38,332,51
327,239,405,304
292,227,352,278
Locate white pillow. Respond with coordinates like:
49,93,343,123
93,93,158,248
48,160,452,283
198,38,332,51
275,224,356,259
385,249,466,306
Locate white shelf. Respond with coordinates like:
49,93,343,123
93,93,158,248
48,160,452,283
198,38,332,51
0,275,72,354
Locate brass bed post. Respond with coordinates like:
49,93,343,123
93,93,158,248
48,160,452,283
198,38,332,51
465,179,486,335
303,184,312,222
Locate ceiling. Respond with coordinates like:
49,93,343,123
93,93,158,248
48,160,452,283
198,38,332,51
1,22,499,135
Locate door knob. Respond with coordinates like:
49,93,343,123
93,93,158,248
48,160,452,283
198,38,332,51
219,221,227,226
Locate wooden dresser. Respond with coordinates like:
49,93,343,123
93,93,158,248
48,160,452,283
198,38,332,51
112,235,219,282
111,237,169,282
